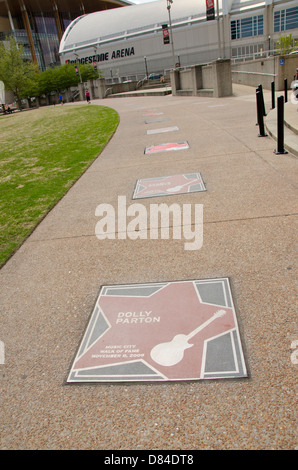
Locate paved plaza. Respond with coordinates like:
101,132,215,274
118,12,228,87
0,84,297,450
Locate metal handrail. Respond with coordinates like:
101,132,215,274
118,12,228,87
104,87,113,98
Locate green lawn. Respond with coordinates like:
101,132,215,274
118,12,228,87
0,104,119,267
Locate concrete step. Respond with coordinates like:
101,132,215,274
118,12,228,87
141,83,170,90
175,89,213,97
141,81,170,90
107,87,172,98
197,89,214,97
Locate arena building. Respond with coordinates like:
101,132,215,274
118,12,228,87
58,0,298,81
0,0,130,70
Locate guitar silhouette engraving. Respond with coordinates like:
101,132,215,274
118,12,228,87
150,309,226,367
166,179,198,193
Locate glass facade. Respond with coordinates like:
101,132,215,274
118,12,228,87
274,6,298,32
1,9,81,70
28,10,81,69
0,1,127,71
31,14,60,68
231,15,264,40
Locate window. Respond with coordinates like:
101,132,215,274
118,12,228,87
231,19,238,40
231,15,263,40
241,17,253,38
258,15,264,35
274,7,298,32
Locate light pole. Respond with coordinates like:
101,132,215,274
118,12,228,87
74,53,82,83
167,0,176,69
268,36,271,56
144,56,148,78
216,0,222,59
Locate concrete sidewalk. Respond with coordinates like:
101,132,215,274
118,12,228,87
0,84,297,450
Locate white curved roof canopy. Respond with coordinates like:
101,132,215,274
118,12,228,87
59,0,223,54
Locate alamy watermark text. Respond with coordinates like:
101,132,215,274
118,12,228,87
95,196,203,250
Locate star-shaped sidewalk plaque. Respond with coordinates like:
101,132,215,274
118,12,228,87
133,173,206,199
67,279,247,383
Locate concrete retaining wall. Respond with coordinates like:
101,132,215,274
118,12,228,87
170,59,233,98
231,54,298,90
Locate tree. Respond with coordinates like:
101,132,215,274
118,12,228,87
0,35,38,109
276,33,298,55
80,63,100,82
37,63,99,97
37,67,58,96
0,38,101,105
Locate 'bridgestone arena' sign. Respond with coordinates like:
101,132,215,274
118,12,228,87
66,47,135,65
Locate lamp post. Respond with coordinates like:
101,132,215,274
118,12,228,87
167,0,176,69
74,53,82,83
268,36,271,56
144,56,148,78
216,0,222,59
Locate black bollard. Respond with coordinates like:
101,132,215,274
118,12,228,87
256,88,259,125
284,78,288,103
274,95,288,154
271,81,275,109
256,90,267,137
258,84,266,116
